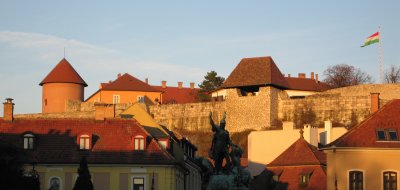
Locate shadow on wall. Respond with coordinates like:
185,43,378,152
251,168,288,190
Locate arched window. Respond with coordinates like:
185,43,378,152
384,171,397,190
79,134,90,150
48,176,61,190
349,171,363,190
23,133,35,150
134,135,145,151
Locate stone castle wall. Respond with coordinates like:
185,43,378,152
20,84,400,133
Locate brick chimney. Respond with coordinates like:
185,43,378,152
178,82,183,89
298,73,306,78
162,81,167,89
311,72,315,80
288,74,291,78
315,74,319,82
190,82,195,90
370,93,380,113
3,98,14,121
94,103,115,121
145,78,148,84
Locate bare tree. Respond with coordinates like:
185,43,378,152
323,64,373,88
384,65,400,83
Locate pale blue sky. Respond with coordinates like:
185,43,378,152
0,1,399,114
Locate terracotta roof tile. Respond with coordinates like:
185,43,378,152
285,77,331,92
153,86,199,104
266,166,326,190
330,99,400,148
0,118,175,164
40,58,87,86
101,73,162,92
268,138,326,167
222,56,289,89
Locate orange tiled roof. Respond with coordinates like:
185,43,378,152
268,138,326,167
330,99,400,148
40,58,87,87
153,86,199,104
222,56,289,89
285,77,331,92
266,166,327,190
101,73,162,92
0,118,174,164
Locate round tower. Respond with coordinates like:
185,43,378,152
39,58,87,113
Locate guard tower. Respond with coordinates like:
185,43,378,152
39,58,87,113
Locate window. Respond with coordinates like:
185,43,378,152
299,174,310,186
376,129,399,141
23,134,35,150
134,135,145,150
113,95,120,104
384,171,397,190
48,177,61,190
349,171,363,190
132,177,145,190
137,95,145,103
158,140,168,149
388,131,398,141
79,135,90,150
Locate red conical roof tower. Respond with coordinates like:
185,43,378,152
40,58,87,113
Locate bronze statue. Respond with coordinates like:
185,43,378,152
209,112,231,174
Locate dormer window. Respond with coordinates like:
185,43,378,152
299,174,310,187
134,135,145,150
23,134,35,150
79,134,90,150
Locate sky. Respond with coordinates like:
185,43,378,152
0,1,399,115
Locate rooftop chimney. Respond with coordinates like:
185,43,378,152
298,73,306,78
117,73,122,78
311,72,315,80
315,74,319,82
162,81,167,89
145,78,148,84
3,98,14,122
178,82,183,89
190,82,195,90
288,74,291,78
370,93,380,113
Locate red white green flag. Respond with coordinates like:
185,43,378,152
361,32,379,47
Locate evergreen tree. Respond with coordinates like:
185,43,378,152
73,156,94,190
198,71,225,101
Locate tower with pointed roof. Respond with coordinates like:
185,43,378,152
40,58,87,113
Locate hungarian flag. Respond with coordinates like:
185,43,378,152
361,32,379,47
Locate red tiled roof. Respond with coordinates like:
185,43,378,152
268,138,326,167
0,118,175,164
40,58,87,87
222,56,289,89
285,77,331,92
153,86,199,104
266,166,326,190
101,73,162,92
330,99,400,148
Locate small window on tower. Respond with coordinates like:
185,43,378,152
44,99,47,106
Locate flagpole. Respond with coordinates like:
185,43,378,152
379,26,383,83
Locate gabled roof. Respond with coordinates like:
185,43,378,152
285,77,331,92
101,73,162,92
0,118,174,164
222,56,289,89
40,58,87,87
329,99,400,148
152,86,199,104
268,137,326,167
